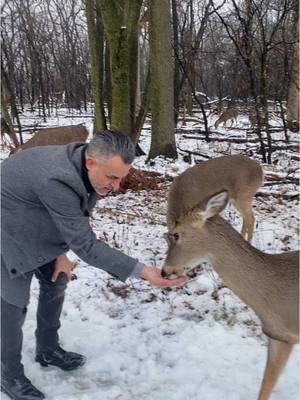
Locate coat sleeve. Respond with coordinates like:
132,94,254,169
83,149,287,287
37,176,139,282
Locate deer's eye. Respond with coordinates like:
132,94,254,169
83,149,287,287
173,233,180,241
164,232,180,243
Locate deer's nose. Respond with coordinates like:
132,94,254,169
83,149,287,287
161,268,168,278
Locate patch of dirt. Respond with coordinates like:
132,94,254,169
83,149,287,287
120,168,170,192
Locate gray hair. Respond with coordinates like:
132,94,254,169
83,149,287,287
86,130,135,164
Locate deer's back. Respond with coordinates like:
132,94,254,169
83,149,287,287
167,155,263,228
221,108,238,119
21,124,88,150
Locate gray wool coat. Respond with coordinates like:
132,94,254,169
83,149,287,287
1,142,140,285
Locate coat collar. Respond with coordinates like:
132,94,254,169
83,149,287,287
81,145,95,194
68,143,95,194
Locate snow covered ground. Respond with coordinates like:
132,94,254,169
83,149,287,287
1,107,299,400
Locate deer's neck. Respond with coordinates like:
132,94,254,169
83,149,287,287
204,217,299,343
205,216,269,304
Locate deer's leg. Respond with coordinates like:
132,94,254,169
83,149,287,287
245,209,255,242
258,338,293,400
231,199,255,241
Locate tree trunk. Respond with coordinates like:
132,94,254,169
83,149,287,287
86,0,107,132
104,41,112,125
260,51,272,163
286,15,299,132
148,0,177,160
97,0,142,139
132,66,150,148
186,0,194,116
172,0,180,127
1,85,19,147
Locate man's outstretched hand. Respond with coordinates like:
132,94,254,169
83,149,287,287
141,266,188,288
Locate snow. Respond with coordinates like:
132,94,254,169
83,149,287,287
1,106,299,400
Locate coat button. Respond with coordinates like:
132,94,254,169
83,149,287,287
11,268,17,274
37,256,45,263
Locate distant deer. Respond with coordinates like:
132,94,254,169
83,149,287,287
214,108,238,129
249,109,258,127
10,124,88,155
162,190,299,400
167,155,263,242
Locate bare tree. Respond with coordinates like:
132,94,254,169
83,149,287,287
148,0,177,159
211,0,295,163
85,0,107,131
97,0,142,139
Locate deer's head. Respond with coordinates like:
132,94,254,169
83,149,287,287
162,191,229,277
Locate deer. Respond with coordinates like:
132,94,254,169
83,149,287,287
214,108,239,129
167,155,263,242
162,190,299,400
249,109,258,127
9,124,89,155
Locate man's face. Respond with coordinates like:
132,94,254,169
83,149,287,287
85,154,131,196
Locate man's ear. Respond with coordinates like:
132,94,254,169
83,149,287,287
85,156,96,171
195,191,229,221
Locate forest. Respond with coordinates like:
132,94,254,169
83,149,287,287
1,0,299,163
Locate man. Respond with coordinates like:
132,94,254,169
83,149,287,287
1,130,187,400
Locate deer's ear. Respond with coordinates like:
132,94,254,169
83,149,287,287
196,191,229,220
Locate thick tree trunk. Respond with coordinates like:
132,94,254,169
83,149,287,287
97,0,142,139
107,26,131,133
86,0,107,132
148,0,177,160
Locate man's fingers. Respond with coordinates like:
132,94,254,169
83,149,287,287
51,271,58,282
66,270,72,282
140,266,188,288
171,276,188,286
156,276,188,287
51,269,71,282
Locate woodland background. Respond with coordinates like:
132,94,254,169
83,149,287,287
1,0,299,164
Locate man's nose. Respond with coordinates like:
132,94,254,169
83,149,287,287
112,180,121,191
